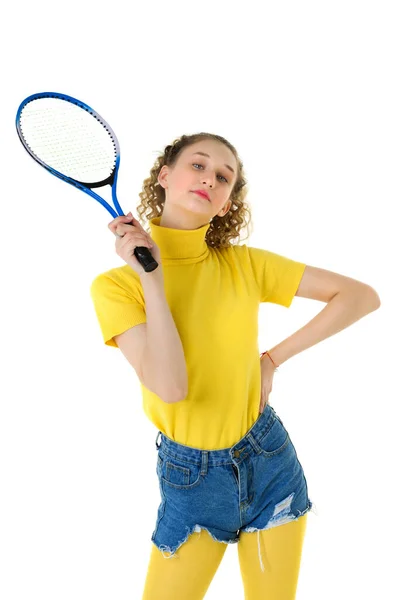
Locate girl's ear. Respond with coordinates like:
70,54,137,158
158,165,169,189
219,200,232,216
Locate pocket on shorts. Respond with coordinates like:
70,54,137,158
257,414,290,457
157,451,203,490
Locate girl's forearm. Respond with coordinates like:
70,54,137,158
267,288,380,367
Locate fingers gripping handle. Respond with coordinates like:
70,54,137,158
123,216,158,273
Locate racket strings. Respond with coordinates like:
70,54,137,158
19,99,117,183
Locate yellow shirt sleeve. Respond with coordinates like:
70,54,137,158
247,247,306,307
90,271,146,348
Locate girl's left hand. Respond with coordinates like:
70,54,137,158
259,354,277,414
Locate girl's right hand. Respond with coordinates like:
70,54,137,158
108,212,161,276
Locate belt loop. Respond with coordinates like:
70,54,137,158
200,450,209,476
155,431,161,450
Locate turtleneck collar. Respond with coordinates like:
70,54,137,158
148,216,211,265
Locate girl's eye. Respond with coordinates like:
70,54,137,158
192,163,228,183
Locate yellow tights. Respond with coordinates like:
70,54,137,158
142,513,308,599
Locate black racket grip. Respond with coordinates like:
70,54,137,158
134,246,159,273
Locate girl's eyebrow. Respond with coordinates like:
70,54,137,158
191,152,235,176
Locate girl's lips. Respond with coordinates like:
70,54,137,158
192,191,210,201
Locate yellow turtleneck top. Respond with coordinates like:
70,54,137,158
90,216,306,450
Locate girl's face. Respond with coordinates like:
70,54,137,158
157,139,238,229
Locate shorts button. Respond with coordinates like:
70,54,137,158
234,450,241,458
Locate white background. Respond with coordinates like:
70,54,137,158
1,1,398,598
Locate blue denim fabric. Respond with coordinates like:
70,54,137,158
151,404,316,572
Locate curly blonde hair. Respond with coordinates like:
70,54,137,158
136,132,253,248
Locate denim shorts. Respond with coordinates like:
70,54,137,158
151,403,317,572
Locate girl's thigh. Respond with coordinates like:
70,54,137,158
141,527,228,600
238,513,308,600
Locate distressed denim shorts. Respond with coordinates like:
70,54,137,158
151,404,317,572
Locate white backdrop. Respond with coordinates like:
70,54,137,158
1,1,398,598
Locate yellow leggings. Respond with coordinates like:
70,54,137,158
142,512,308,599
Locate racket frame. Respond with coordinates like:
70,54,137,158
15,92,124,219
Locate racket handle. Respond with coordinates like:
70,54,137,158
134,246,159,273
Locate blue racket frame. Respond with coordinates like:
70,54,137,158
15,91,125,219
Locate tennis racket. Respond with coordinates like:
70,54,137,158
15,91,158,273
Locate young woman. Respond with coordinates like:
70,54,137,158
90,133,380,599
